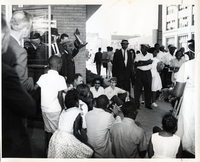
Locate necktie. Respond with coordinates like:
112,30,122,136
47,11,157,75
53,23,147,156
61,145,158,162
124,50,126,61
54,44,57,53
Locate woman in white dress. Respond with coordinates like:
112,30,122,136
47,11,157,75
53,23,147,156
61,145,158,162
148,47,163,107
148,113,182,158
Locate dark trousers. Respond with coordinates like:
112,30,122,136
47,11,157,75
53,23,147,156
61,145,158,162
96,63,101,76
162,68,172,88
117,77,131,93
134,69,152,107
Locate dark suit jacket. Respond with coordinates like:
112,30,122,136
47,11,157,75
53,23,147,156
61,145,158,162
112,49,133,91
2,62,36,157
2,36,34,91
59,42,79,83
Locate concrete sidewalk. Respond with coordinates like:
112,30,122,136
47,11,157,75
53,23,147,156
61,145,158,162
28,99,173,158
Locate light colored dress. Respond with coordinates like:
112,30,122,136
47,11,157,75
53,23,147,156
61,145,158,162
175,59,195,154
48,107,93,158
151,133,181,158
151,57,162,91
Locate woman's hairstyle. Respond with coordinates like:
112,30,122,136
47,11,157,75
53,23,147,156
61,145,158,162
162,113,177,133
65,89,79,109
175,50,183,58
76,84,90,98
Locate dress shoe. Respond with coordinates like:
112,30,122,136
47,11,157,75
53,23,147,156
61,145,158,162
145,105,152,110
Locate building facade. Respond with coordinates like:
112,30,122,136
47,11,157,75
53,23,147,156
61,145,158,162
162,4,195,50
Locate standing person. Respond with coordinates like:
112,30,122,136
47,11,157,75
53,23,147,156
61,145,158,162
107,46,114,78
94,47,103,76
2,10,34,92
110,101,147,158
160,59,195,157
85,95,121,158
25,31,41,63
112,39,133,93
2,14,36,158
35,55,69,152
148,113,182,158
59,33,81,83
134,44,153,109
184,39,195,60
148,47,162,108
162,45,177,88
169,50,185,85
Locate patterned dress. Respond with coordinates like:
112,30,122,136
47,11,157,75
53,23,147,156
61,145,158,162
48,107,93,158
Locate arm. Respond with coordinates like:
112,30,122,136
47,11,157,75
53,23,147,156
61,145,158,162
135,59,153,67
15,49,34,91
148,137,154,158
58,90,65,110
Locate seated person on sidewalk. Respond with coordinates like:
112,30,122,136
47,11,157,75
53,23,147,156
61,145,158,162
35,55,69,149
110,101,147,158
148,113,182,158
48,89,93,158
76,84,93,128
105,77,129,106
90,77,105,98
85,95,121,158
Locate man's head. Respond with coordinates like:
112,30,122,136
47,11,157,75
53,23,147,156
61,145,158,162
98,47,101,52
168,45,177,55
51,28,59,43
1,14,10,54
140,44,149,55
154,43,160,52
96,95,109,109
10,10,33,39
74,73,83,87
109,77,117,89
120,39,129,50
121,101,138,120
48,55,62,72
60,33,69,44
29,31,41,47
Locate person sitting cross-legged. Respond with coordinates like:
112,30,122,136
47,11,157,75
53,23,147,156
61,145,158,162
105,77,130,107
110,101,147,158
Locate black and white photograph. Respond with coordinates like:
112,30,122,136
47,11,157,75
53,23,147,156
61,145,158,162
1,0,199,161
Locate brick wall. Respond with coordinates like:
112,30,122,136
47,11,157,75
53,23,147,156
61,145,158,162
51,5,87,81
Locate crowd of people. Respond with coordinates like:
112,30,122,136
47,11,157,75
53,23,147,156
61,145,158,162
2,9,196,159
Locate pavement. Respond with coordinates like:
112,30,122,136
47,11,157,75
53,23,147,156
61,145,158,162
27,61,173,158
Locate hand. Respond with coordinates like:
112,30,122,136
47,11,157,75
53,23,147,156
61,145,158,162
112,104,120,116
159,88,170,100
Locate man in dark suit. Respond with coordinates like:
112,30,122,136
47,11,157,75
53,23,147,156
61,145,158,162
2,13,36,158
94,47,103,76
112,39,133,93
2,10,34,92
59,33,80,84
25,31,41,63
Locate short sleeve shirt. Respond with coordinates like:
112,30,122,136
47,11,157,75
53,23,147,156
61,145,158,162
105,86,126,100
110,118,147,158
37,70,67,112
134,52,153,71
